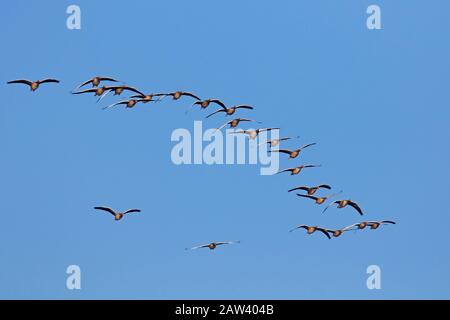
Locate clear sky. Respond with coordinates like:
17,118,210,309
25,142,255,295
1,0,449,299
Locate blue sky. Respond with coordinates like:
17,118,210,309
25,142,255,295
0,0,449,299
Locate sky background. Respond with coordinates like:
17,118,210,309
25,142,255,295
0,0,449,299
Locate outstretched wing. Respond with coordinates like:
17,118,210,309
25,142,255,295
94,206,116,216
348,201,364,216
38,79,60,84
270,149,292,155
215,241,240,246
316,228,331,239
75,79,94,89
276,168,294,174
303,164,321,168
318,184,332,190
215,120,233,133
72,88,99,95
103,100,129,110
186,243,211,250
113,86,145,96
288,186,309,193
289,225,308,233
123,209,141,215
234,105,253,110
296,194,318,201
206,109,225,118
7,79,33,86
99,77,119,83
210,99,227,109
300,142,317,150
182,92,201,100
322,201,339,214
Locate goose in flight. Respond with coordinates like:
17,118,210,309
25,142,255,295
72,86,112,97
193,99,226,110
289,225,331,239
103,99,146,110
230,128,280,140
258,136,299,148
215,118,260,132
276,165,321,176
323,199,364,216
296,191,342,204
130,92,167,103
7,78,60,91
75,76,119,90
94,206,141,221
186,241,240,250
325,224,359,238
269,143,317,159
206,105,254,118
288,184,332,195
97,85,145,102
167,91,200,101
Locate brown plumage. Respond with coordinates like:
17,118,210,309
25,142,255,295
7,79,60,91
276,165,321,176
206,105,254,118
94,206,141,221
288,184,332,195
289,225,331,239
323,199,364,215
269,143,316,159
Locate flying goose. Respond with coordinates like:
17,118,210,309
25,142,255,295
7,78,60,91
296,191,342,204
269,143,317,159
186,241,240,250
276,165,321,175
323,199,364,216
130,92,167,103
167,91,200,101
258,136,299,148
230,128,280,140
103,99,146,110
289,225,331,239
75,76,119,89
94,206,141,221
193,99,226,110
215,118,260,132
206,105,254,118
97,85,145,102
288,184,332,195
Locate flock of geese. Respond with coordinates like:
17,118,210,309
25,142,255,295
7,76,396,249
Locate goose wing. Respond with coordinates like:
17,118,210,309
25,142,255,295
94,206,117,216
348,201,364,216
7,79,33,86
